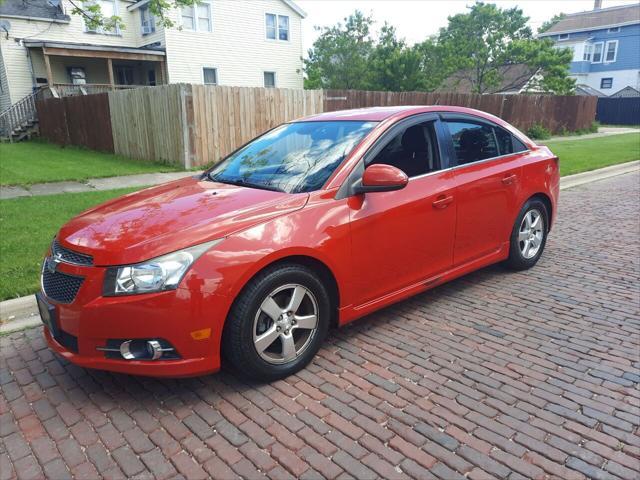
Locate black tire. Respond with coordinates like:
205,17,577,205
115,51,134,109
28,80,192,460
222,263,331,381
505,198,549,271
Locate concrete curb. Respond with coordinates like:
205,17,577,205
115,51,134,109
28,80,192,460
1,161,639,334
559,160,639,190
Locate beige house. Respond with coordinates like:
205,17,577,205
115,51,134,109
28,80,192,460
0,0,306,111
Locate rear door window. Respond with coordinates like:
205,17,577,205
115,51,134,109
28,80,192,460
445,121,499,165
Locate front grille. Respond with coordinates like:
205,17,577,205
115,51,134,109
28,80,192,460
52,240,93,266
42,268,84,304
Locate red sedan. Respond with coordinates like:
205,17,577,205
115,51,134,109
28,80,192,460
38,106,559,380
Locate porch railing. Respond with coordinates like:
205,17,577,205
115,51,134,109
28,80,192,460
0,90,39,140
49,83,140,97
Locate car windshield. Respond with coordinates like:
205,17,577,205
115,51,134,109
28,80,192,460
207,121,377,193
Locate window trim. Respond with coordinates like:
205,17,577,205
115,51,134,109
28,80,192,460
265,12,289,42
600,77,613,89
583,43,592,62
263,71,276,88
591,41,604,63
604,40,618,63
202,66,218,85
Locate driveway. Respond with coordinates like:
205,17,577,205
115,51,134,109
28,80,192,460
1,172,639,480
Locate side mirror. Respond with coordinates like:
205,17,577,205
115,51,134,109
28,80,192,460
354,164,409,194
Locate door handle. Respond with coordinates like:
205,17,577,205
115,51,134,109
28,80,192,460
432,195,454,209
502,174,517,185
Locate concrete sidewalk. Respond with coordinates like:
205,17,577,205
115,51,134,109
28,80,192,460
546,126,638,142
0,170,202,200
1,160,638,332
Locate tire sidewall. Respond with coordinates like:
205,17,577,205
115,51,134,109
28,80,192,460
229,265,330,380
509,199,549,269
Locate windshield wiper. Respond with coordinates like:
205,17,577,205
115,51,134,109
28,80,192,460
207,174,283,192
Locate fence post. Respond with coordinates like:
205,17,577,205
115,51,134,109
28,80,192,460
179,83,194,169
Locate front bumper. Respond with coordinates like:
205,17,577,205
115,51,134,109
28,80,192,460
40,257,230,378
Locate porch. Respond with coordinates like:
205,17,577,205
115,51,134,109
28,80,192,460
23,40,167,96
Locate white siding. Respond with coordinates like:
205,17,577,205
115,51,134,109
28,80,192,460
163,0,303,88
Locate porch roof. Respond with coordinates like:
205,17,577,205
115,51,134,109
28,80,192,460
23,40,165,62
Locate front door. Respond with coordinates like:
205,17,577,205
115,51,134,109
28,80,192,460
348,117,457,306
442,116,526,266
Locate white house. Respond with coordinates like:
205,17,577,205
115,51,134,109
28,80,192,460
0,0,306,112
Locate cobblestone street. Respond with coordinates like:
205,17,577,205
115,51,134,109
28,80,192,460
1,172,639,480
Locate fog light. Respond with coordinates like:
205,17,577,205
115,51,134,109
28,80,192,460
97,338,179,360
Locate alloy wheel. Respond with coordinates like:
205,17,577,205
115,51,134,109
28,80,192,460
518,209,544,259
252,284,319,364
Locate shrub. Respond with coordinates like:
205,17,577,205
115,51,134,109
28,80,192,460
588,121,600,133
526,123,551,140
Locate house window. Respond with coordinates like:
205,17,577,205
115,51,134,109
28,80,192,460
264,71,276,88
140,5,155,35
583,44,592,61
604,40,618,62
265,14,276,40
181,5,195,30
197,3,212,32
608,27,620,33
592,42,604,63
182,2,211,32
558,33,569,40
203,67,218,85
278,15,289,41
600,78,613,89
85,0,119,34
266,13,289,41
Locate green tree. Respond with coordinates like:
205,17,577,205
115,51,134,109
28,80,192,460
304,11,374,90
366,24,425,91
438,2,574,94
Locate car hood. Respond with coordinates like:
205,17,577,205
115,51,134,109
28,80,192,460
57,176,308,265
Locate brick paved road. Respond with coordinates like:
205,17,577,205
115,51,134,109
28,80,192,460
1,172,639,480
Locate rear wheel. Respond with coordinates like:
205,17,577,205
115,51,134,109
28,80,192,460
223,264,330,381
505,199,549,270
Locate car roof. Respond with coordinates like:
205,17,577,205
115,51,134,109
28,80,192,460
295,105,493,122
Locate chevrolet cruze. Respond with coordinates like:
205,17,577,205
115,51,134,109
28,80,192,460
38,106,559,380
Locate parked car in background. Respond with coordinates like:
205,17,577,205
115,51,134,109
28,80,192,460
37,106,559,380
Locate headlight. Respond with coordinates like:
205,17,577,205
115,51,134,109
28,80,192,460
103,239,222,296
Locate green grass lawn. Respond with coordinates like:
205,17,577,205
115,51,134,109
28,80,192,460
545,132,640,176
0,187,142,301
0,141,180,186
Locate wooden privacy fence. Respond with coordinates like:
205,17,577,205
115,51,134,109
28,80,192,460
36,93,113,152
323,90,598,133
36,84,597,168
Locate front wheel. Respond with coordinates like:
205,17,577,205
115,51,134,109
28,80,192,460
222,264,330,381
505,199,549,270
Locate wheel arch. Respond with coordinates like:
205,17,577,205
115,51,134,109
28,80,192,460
226,253,341,330
528,192,554,230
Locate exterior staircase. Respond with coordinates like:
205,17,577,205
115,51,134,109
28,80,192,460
0,91,40,142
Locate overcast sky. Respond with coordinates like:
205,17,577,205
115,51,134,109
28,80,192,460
297,0,639,55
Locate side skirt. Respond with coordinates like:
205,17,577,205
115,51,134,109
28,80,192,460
337,243,509,326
